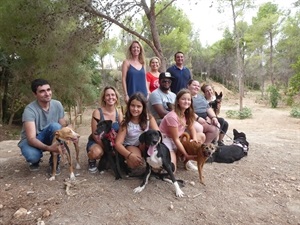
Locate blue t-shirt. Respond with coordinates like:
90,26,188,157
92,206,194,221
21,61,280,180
126,65,147,97
167,65,191,94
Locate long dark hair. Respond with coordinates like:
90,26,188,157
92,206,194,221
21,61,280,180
122,92,148,131
174,89,195,127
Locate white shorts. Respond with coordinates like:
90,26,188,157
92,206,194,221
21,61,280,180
162,135,177,152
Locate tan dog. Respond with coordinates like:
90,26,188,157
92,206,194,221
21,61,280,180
180,132,216,185
49,126,80,181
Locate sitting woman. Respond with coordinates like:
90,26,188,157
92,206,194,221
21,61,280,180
187,80,219,144
86,86,123,173
115,92,159,175
159,89,206,172
201,83,229,146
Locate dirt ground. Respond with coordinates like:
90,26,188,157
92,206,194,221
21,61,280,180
0,89,300,225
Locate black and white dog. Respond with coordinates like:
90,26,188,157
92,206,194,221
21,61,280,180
134,129,184,197
210,129,249,163
93,118,127,180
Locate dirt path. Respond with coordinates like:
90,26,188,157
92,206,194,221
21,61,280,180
0,92,300,225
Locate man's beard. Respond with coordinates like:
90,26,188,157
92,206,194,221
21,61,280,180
160,86,169,92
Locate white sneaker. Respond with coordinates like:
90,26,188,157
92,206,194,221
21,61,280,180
185,160,198,171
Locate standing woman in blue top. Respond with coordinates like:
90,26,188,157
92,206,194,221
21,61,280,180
167,51,192,94
122,40,149,103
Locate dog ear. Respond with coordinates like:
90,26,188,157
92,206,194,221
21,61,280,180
139,131,146,144
93,117,100,123
219,92,223,98
157,130,163,142
233,129,238,136
214,91,218,97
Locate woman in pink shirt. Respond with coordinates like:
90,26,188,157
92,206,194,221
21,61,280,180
159,89,205,172
146,57,161,92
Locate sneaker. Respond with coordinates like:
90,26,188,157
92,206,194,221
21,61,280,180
185,160,198,171
218,140,225,146
88,159,98,173
48,162,61,176
29,162,40,172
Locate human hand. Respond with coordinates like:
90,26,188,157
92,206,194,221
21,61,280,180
185,153,197,161
125,95,129,103
48,141,62,154
198,117,206,125
128,153,143,167
211,117,219,126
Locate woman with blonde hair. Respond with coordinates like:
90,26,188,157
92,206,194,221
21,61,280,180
86,86,124,173
122,40,149,103
146,56,161,92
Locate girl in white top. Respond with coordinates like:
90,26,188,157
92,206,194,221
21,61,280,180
115,92,159,170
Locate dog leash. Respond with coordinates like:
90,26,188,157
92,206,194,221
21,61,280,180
206,121,233,141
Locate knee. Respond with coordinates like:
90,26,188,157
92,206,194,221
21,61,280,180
48,122,62,132
223,121,229,131
87,144,103,160
22,148,42,164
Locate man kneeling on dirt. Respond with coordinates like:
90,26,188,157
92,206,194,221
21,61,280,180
18,78,68,173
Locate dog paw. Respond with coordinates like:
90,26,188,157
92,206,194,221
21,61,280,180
176,189,185,198
133,186,145,193
70,173,76,180
49,176,55,181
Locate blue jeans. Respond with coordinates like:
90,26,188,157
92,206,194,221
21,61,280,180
18,122,62,164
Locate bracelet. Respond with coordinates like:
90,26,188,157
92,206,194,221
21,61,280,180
211,116,217,119
196,116,200,121
127,152,132,159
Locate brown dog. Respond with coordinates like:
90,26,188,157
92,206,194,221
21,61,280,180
180,132,216,185
49,127,80,181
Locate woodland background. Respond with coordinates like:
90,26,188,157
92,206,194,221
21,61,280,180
0,0,300,128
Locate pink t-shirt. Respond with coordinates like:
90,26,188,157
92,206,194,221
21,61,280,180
159,111,186,137
146,72,159,92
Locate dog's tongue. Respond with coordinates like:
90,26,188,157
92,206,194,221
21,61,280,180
147,145,155,156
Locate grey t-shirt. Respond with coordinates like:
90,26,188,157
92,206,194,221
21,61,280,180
20,99,65,141
192,94,210,118
148,88,176,119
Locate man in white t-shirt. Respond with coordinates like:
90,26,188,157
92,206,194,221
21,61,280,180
148,72,176,125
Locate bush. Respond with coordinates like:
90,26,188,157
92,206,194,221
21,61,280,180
267,85,281,108
290,107,300,118
226,107,252,119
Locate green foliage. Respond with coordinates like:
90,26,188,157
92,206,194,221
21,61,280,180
288,56,300,96
290,107,300,118
266,85,281,108
226,107,252,119
142,1,193,62
0,0,102,124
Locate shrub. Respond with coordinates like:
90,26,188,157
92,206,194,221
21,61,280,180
267,85,281,108
226,107,252,119
290,107,300,118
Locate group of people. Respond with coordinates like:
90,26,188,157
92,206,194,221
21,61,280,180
18,40,228,177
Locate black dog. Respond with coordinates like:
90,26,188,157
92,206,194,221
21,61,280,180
209,91,223,115
210,129,249,163
93,118,125,180
133,129,185,197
